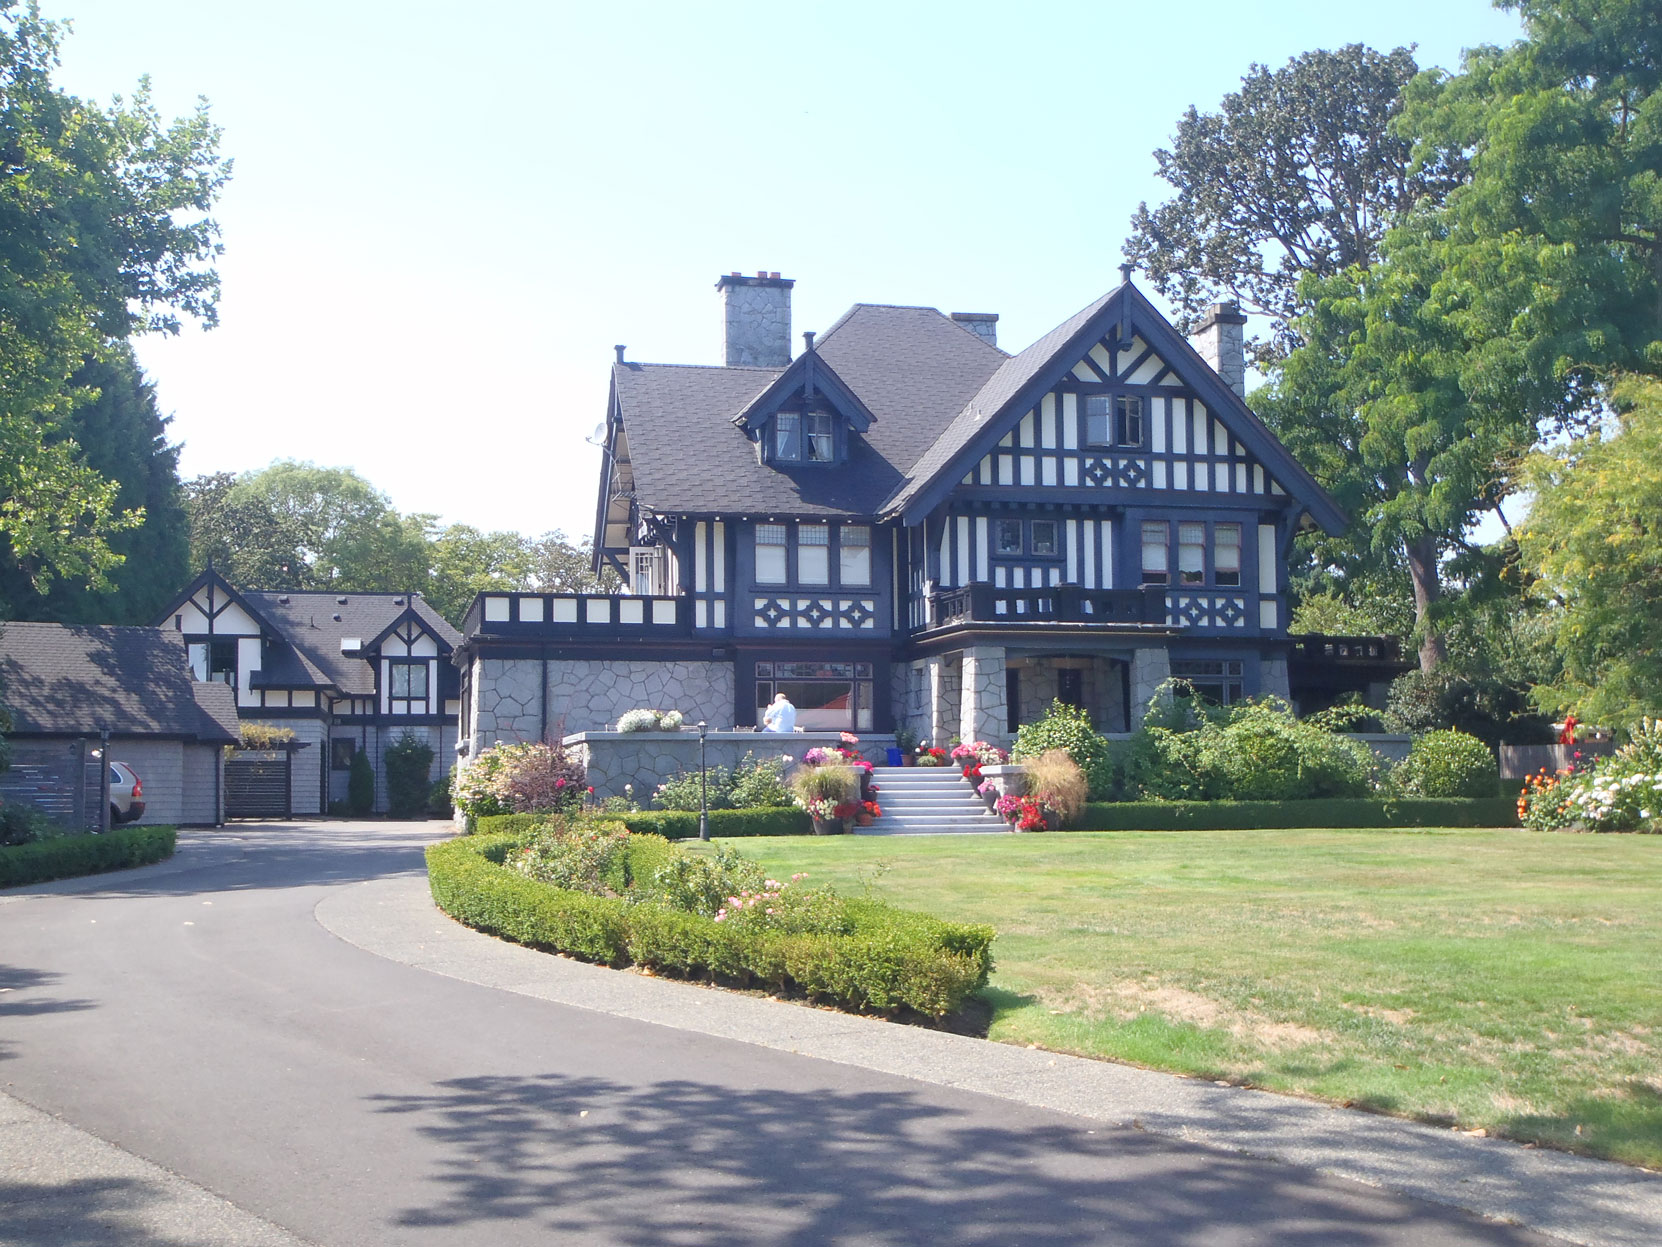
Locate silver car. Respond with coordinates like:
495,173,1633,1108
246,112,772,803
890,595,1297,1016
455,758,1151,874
110,761,145,825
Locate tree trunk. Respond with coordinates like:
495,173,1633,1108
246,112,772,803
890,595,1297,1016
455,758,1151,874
1403,532,1447,672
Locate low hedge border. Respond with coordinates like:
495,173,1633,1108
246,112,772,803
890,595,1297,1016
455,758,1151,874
1070,796,1520,832
474,807,812,839
0,825,177,889
426,833,993,1017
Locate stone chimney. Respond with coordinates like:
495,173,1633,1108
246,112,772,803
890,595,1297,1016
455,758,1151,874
1192,302,1248,399
951,312,999,348
716,271,794,367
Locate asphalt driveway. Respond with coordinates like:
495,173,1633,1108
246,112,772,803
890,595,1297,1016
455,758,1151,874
0,822,1623,1244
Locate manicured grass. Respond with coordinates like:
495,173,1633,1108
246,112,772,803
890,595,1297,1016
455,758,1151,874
725,828,1662,1168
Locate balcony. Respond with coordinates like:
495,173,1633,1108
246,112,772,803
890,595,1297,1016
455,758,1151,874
1288,634,1404,665
465,591,691,638
925,584,1169,630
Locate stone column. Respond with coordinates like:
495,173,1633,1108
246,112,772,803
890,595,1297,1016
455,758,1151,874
1128,648,1172,724
959,645,1008,747
926,656,951,747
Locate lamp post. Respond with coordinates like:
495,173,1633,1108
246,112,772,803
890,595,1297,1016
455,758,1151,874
697,721,710,841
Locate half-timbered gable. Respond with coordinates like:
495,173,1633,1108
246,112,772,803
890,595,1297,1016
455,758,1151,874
457,269,1357,772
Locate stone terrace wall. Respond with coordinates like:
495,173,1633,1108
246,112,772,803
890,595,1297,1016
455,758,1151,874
469,657,736,752
568,730,896,800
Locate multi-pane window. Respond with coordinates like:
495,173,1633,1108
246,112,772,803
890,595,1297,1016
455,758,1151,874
1031,519,1059,556
1085,395,1144,447
1215,523,1242,587
754,660,875,732
1172,659,1245,705
1141,521,1169,585
798,524,830,584
774,413,800,462
755,524,787,583
839,525,871,585
390,661,428,700
1178,522,1206,586
806,413,835,462
995,519,1023,555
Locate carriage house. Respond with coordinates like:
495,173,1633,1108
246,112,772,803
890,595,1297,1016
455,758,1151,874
455,269,1362,767
157,570,461,815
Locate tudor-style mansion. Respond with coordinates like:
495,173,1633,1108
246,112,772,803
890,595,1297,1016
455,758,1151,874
455,269,1396,766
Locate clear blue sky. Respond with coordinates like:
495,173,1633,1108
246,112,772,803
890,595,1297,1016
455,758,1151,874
45,0,1526,543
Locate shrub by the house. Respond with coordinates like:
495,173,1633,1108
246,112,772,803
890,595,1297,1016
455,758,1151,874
384,732,436,818
1,825,176,888
453,740,588,822
652,752,794,811
1394,729,1499,798
1012,700,1117,799
347,749,375,816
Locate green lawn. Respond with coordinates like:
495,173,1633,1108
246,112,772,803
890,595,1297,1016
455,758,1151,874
726,828,1662,1168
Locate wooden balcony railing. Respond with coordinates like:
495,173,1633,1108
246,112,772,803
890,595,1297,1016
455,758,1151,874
926,584,1169,629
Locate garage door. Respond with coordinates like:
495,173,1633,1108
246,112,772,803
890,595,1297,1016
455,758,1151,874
224,749,291,819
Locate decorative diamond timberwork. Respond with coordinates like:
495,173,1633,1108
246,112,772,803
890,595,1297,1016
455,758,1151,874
1083,458,1111,486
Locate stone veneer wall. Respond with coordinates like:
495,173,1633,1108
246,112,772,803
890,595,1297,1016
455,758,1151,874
570,731,894,800
1012,656,1127,734
467,657,736,753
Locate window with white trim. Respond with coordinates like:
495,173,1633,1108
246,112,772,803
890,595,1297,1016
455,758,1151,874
839,525,871,586
755,524,787,583
1141,521,1169,585
1178,522,1206,586
798,523,830,584
1215,523,1242,587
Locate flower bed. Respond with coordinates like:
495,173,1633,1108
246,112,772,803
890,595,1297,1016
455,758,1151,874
426,827,994,1016
1520,719,1662,832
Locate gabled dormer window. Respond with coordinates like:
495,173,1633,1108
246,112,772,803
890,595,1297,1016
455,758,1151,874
766,410,841,466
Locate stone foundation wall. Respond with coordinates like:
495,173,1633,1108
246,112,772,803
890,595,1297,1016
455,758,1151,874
467,657,736,753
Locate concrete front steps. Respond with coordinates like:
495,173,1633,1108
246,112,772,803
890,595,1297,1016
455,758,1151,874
860,765,1006,836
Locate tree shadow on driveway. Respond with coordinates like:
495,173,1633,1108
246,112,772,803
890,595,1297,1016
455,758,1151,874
0,965,95,1062
368,1071,1549,1246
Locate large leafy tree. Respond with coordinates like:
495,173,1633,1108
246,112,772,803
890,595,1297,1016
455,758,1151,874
185,462,428,594
1124,44,1452,362
0,345,190,622
1,2,227,593
1262,0,1662,670
1517,376,1662,731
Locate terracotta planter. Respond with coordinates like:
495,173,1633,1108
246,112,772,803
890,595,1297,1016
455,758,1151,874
901,754,914,767
855,812,874,827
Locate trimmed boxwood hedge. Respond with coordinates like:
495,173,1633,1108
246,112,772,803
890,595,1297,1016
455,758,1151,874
426,833,993,1016
474,807,812,840
0,825,177,889
1069,796,1519,831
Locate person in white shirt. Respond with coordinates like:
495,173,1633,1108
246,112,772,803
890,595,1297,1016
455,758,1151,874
762,692,797,733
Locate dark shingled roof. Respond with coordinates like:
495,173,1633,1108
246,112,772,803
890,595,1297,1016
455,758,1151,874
243,592,461,696
0,623,240,743
614,304,1006,518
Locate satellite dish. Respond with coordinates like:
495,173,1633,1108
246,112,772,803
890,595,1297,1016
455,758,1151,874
591,423,606,443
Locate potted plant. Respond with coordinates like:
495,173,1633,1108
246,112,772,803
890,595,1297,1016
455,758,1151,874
893,725,919,766
791,763,859,835
1024,749,1087,830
